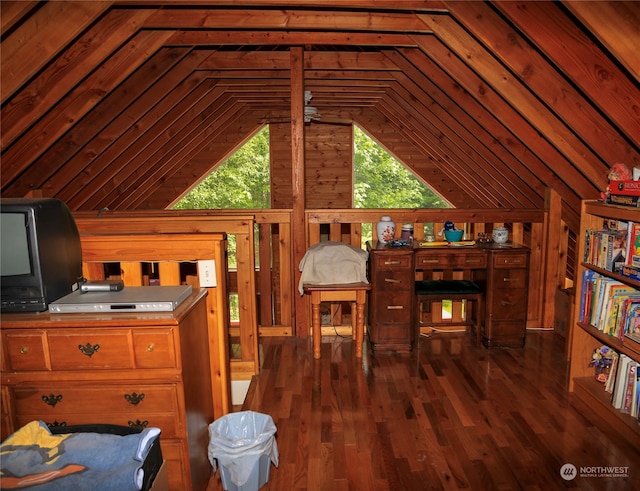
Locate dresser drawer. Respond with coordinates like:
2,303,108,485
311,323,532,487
492,253,528,268
415,252,486,270
491,268,528,289
43,328,177,370
13,384,180,415
3,331,48,371
16,412,181,439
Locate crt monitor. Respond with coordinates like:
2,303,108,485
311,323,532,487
0,198,83,312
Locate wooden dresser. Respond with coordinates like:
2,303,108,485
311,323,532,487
0,289,213,491
368,242,530,350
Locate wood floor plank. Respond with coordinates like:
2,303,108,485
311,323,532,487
208,331,640,490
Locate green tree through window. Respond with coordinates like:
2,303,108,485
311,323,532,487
353,126,447,209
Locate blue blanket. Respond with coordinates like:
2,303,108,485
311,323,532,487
0,421,160,490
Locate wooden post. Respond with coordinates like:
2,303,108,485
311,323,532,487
290,46,308,336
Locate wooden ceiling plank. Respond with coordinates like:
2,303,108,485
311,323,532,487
2,8,159,150
562,0,640,83
68,81,224,210
418,14,610,191
197,51,291,69
114,100,249,210
383,48,544,207
0,1,40,37
37,48,206,206
443,0,640,171
166,30,415,47
493,1,640,149
1,30,176,191
397,45,588,209
385,70,540,209
1,1,111,104
143,8,432,33
375,99,498,209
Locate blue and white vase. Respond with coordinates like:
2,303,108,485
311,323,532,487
492,226,509,244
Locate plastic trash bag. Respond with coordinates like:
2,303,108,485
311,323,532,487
208,411,279,487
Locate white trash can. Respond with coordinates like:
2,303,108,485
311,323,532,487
208,411,279,491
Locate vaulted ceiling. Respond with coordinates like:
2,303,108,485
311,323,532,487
1,1,639,230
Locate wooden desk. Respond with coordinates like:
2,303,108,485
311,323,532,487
368,242,530,349
303,282,371,359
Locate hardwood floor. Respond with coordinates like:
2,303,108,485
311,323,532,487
207,331,640,490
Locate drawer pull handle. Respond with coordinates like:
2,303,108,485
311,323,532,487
421,259,440,264
78,342,100,357
465,259,482,264
124,392,145,406
387,305,404,310
503,278,518,282
42,394,63,407
46,421,67,429
129,419,149,430
384,260,401,265
147,343,155,352
501,301,516,306
384,278,401,283
19,346,28,354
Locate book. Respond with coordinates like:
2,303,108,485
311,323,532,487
609,180,640,197
607,194,640,208
613,355,632,410
619,265,640,281
621,361,638,414
627,222,640,267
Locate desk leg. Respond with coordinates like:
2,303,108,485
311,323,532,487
355,290,366,358
311,293,321,359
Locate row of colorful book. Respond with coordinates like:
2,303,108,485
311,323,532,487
583,218,640,279
578,271,640,344
601,349,640,421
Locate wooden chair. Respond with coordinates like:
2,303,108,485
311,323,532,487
303,282,371,359
415,279,483,347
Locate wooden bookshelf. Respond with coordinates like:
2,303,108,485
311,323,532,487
569,200,640,443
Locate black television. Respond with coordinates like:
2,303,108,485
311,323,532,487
0,198,84,312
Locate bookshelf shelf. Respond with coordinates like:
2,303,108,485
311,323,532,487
569,200,640,442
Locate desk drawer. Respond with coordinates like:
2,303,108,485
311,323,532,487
375,270,413,291
492,253,528,268
373,292,411,323
491,268,528,289
415,252,486,270
373,253,412,269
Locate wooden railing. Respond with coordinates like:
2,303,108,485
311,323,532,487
75,190,572,382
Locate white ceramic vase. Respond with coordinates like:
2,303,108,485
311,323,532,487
492,226,509,244
376,216,396,244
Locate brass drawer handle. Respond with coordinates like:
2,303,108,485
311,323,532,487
501,301,517,306
46,421,67,429
465,259,483,264
42,393,63,407
503,278,519,282
20,346,29,354
384,260,402,265
78,342,100,357
420,259,440,264
124,392,145,406
387,305,404,310
147,343,155,352
129,419,149,430
384,278,401,283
